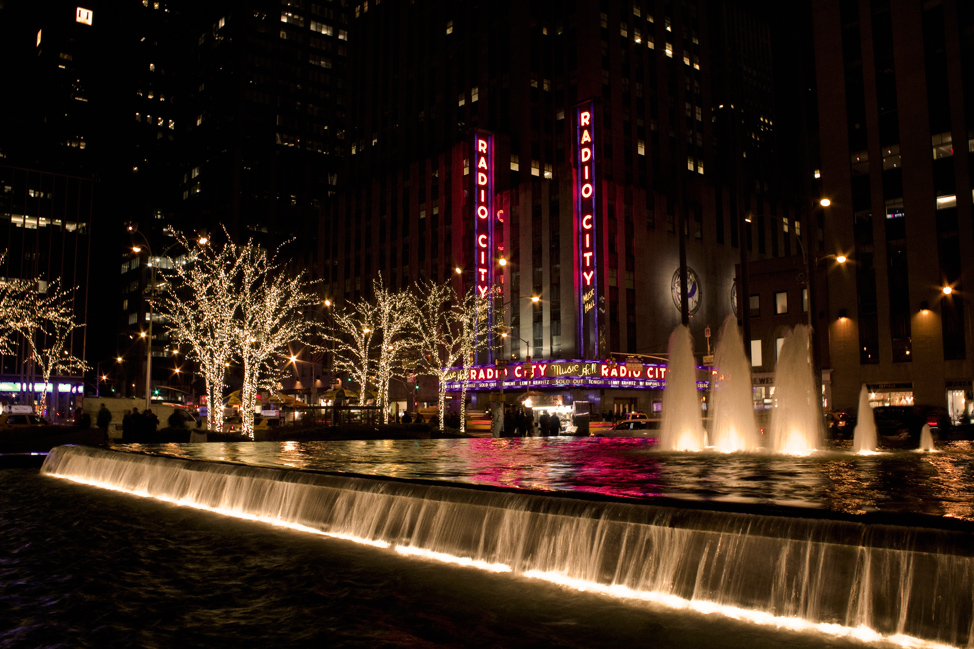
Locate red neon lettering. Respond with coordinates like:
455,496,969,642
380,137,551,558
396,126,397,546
536,363,547,377
581,111,591,126
580,129,591,144
497,209,504,223
477,205,489,219
478,234,488,248
584,166,590,180
583,270,594,285
478,285,489,297
478,172,487,186
480,189,486,202
480,251,486,264
582,214,593,229
514,365,523,378
581,184,593,198
478,139,488,153
583,251,593,266
600,364,609,377
478,156,488,169
581,148,592,162
585,233,591,247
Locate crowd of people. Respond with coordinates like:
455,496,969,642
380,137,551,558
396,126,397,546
501,407,561,437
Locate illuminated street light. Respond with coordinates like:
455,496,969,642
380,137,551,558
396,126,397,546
498,257,507,267
530,295,540,303
836,255,847,264
820,198,831,207
944,286,953,296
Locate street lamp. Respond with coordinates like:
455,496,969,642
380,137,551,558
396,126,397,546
797,197,844,407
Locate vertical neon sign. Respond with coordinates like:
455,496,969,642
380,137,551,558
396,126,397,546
575,102,599,359
473,132,494,360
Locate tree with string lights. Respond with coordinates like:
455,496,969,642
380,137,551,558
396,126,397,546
410,280,497,432
156,229,243,434
371,275,415,420
235,243,318,438
2,271,87,414
320,296,379,408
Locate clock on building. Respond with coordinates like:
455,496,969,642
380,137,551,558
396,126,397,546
671,267,701,316
731,283,738,317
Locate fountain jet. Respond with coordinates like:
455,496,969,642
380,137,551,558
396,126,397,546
709,315,759,452
852,385,877,453
659,325,705,451
768,325,822,454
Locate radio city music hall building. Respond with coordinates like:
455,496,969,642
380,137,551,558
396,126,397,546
323,0,820,416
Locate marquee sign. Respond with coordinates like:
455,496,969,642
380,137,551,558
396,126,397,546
575,102,600,359
443,359,710,392
473,132,494,300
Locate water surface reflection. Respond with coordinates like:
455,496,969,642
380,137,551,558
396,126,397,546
118,438,974,520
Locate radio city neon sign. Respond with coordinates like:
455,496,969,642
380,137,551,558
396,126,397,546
577,107,596,292
474,134,494,299
460,362,668,382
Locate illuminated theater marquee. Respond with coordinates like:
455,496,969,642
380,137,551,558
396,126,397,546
575,103,599,358
473,133,494,299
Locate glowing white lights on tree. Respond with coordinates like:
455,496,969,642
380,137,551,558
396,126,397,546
411,280,496,432
371,275,415,420
321,297,379,408
0,268,86,413
157,230,243,434
235,243,317,438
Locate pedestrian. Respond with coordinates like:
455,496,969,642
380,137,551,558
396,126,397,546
96,403,112,436
168,410,185,429
504,408,514,438
401,411,413,425
539,411,551,437
73,407,84,426
547,413,561,437
143,409,159,435
122,408,136,441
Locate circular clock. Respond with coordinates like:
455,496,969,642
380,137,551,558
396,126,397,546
671,267,701,316
731,282,738,317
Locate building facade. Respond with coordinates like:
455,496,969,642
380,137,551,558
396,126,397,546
814,0,974,420
328,0,818,416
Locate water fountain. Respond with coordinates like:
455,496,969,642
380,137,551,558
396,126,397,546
658,325,705,451
40,444,974,647
768,325,822,454
852,385,877,453
919,424,935,451
708,316,759,452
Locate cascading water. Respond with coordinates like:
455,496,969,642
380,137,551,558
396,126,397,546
853,385,877,453
919,424,935,451
659,325,705,451
768,325,822,454
709,316,759,452
40,445,974,648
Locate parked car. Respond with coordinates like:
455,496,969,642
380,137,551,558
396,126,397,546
828,409,857,440
624,412,650,421
594,418,660,438
222,415,278,434
0,413,51,429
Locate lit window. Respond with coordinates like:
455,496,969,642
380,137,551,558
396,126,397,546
647,35,654,49
813,169,821,179
620,25,628,38
338,29,347,40
795,220,801,236
637,140,645,155
135,112,141,122
556,109,564,120
531,160,540,177
471,87,479,102
600,12,607,28
931,132,953,159
543,164,552,179
310,21,332,35
463,158,469,175
696,106,702,121
446,20,453,35
693,56,700,70
665,43,673,58
458,93,465,107
936,195,957,210
776,337,786,360
76,7,93,25
687,157,694,171
665,17,671,31
633,6,641,17
783,218,789,233
684,51,690,66
634,28,641,43
281,11,304,27
191,166,199,178
543,79,551,91
882,145,900,170
697,161,704,175
802,288,808,312
149,63,155,72
775,292,788,315
510,154,519,172
750,340,762,367
196,114,203,126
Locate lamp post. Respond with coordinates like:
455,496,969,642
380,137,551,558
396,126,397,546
130,234,155,413
796,197,845,408
129,227,207,412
